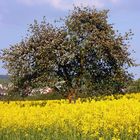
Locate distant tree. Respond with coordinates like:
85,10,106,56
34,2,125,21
0,75,9,86
127,78,140,93
0,6,135,99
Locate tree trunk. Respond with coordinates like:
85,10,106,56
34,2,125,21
67,88,76,103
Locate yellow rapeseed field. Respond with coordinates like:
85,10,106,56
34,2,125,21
0,93,140,140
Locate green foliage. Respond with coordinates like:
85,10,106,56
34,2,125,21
0,79,8,85
0,75,9,85
1,127,139,140
0,92,63,101
0,6,135,97
127,78,140,93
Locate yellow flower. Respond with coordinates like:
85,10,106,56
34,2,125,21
25,133,28,137
0,93,140,139
38,127,42,131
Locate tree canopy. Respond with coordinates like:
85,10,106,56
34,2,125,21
0,6,135,97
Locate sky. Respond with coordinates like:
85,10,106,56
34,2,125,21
0,0,140,79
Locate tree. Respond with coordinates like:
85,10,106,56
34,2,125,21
127,78,140,93
60,7,134,96
0,7,135,99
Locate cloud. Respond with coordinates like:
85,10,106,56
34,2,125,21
17,0,119,10
73,0,104,8
16,0,46,6
17,0,70,10
109,0,119,4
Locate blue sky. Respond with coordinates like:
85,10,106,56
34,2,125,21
0,0,140,79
